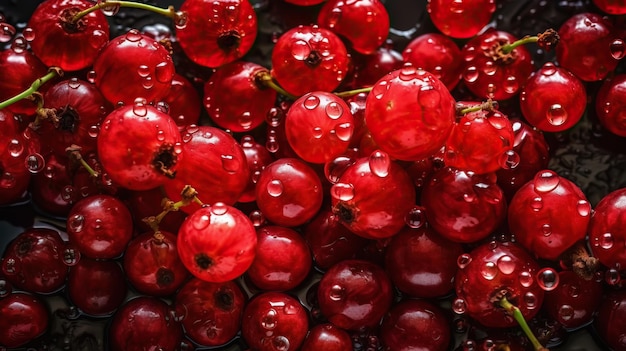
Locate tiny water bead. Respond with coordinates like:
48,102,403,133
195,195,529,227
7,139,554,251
537,267,559,291
457,253,473,269
610,38,625,59
480,261,498,280
404,206,426,228
452,298,467,314
533,170,560,193
330,182,355,201
267,179,284,197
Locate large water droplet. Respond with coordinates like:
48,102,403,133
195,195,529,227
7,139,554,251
405,206,426,228
399,65,417,81
452,298,467,314
497,255,516,274
261,309,277,329
481,261,498,280
291,39,311,60
137,64,150,78
133,98,148,117
368,150,390,177
329,284,345,301
303,95,320,110
0,22,16,42
541,62,557,76
25,153,45,173
537,267,559,291
8,139,23,157
330,182,354,201
519,271,534,287
267,179,284,197
463,66,479,83
546,104,567,126
577,200,591,217
610,39,625,59
457,253,472,269
325,101,343,119
333,122,353,142
210,202,228,215
324,156,355,184
272,336,290,351
533,170,559,193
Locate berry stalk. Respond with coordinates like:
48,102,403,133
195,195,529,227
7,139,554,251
0,68,62,110
499,296,549,351
255,71,297,100
500,29,560,55
71,1,185,24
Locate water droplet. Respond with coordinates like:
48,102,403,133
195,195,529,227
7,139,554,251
499,150,520,169
25,153,45,173
371,80,389,99
519,271,534,287
452,298,466,314
272,336,290,351
22,27,35,41
577,200,591,217
417,84,441,109
533,170,560,193
324,156,354,183
312,126,323,138
192,214,211,230
399,65,417,81
600,232,614,249
11,36,27,53
174,11,188,29
524,292,538,309
261,309,277,329
266,107,283,127
0,278,11,297
8,139,23,157
606,268,621,285
67,77,81,89
463,192,476,203
142,76,154,89
3,258,16,274
333,122,353,142
537,267,559,291
546,104,567,126
405,206,426,228
326,7,342,27
63,246,80,266
481,261,498,280
457,253,472,269
137,65,150,78
133,98,148,117
0,22,16,42
610,39,625,59
568,284,579,298
541,62,557,75
125,29,142,42
463,66,479,83
69,214,84,232
155,61,171,83
249,210,265,227
87,70,97,83
325,101,343,119
221,154,239,173
368,150,390,177
541,223,552,236
450,0,465,13
330,182,355,201
497,255,516,274
61,185,77,202
267,179,284,197
291,39,311,60
530,196,543,211
558,304,574,321
482,60,497,75
503,76,518,93
156,129,165,141
329,284,345,301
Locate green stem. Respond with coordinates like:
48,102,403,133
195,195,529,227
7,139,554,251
255,71,297,100
499,297,548,351
334,87,372,98
457,99,497,115
72,1,180,23
501,29,559,54
0,68,61,110
501,36,539,54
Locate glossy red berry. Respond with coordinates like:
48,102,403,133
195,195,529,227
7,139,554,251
241,291,309,351
0,292,49,348
27,0,110,71
238,135,275,203
93,29,175,105
177,0,258,68
255,157,324,227
427,0,496,38
331,152,416,239
402,32,463,90
594,289,626,351
0,45,49,115
543,270,603,330
123,187,187,234
507,170,591,260
174,278,246,347
317,259,393,330
163,73,201,130
588,187,626,272
365,66,456,161
592,0,626,14
348,42,404,89
272,24,350,96
301,323,353,351
66,194,133,259
177,203,257,283
317,0,389,55
595,74,626,137
285,91,354,163
97,103,183,191
67,257,127,316
520,62,587,132
0,115,40,205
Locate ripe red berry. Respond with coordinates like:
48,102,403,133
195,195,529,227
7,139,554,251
595,74,626,137
402,32,463,90
592,0,626,14
427,0,496,38
67,257,127,316
594,289,626,350
543,270,603,330
0,45,49,115
301,323,353,351
588,187,626,272
163,73,201,129
0,292,49,348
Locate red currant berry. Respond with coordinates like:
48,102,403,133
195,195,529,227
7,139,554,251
593,0,626,14
177,0,258,68
595,74,626,137
349,42,404,89
285,91,354,163
520,62,587,132
0,292,49,348
67,257,127,316
588,187,626,272
402,32,463,90
123,187,187,234
177,203,257,283
301,323,353,351
365,66,456,161
543,270,603,330
163,73,201,130
427,0,496,38
594,289,626,350
0,45,49,115
238,135,275,203
271,24,350,96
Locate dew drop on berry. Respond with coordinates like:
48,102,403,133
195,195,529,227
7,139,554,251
325,101,343,119
10,36,27,53
329,284,346,301
519,271,534,287
68,77,81,89
25,153,45,173
499,150,520,169
0,278,11,297
533,170,559,193
69,214,85,232
503,76,518,94
261,309,278,330
524,292,537,309
405,206,426,228
210,202,228,216
267,179,284,197
606,268,621,285
137,65,150,78
417,85,441,110
457,253,472,269
481,261,498,280
496,255,516,274
63,246,80,266
291,39,311,61
327,7,342,28
2,258,16,274
330,182,355,201
557,304,574,321
249,210,265,227
610,39,625,59
272,336,290,351
537,267,559,291
541,62,557,76
192,214,211,230
463,66,479,83
219,154,238,173
463,192,476,203
482,60,497,76
156,129,166,141
101,2,121,16
155,62,172,83
266,135,279,153
546,104,567,126
541,223,551,236
87,70,97,83
62,185,77,202
0,22,15,43
142,76,154,89
125,29,142,42
22,27,35,42
133,98,148,117
369,150,390,177
399,65,417,81
324,156,354,184
530,196,543,211
312,126,323,138
452,298,467,314
266,107,283,127
600,232,614,249
333,122,353,142
8,139,23,157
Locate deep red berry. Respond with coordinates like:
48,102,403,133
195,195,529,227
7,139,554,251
0,45,49,115
402,32,463,90
592,0,626,14
365,66,456,161
588,187,626,272
427,0,496,38
177,203,257,283
595,74,626,137
238,135,275,203
0,292,49,348
177,0,258,68
123,187,187,234
67,257,127,316
163,73,201,130
594,289,626,351
543,270,603,330
301,323,353,351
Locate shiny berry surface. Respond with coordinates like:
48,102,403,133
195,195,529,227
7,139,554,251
594,289,626,351
595,74,626,137
300,323,352,351
0,292,49,348
588,187,626,271
543,270,603,330
67,257,127,316
402,32,462,90
427,0,496,38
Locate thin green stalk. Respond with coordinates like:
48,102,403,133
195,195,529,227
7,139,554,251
0,68,61,110
334,87,373,98
499,297,549,351
72,1,179,22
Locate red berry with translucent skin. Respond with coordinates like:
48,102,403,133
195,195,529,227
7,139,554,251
1,227,68,294
301,323,353,351
204,61,277,132
238,135,275,203
241,292,309,351
0,292,49,348
66,194,133,259
556,12,620,82
507,170,591,261
163,73,201,130
455,240,544,328
594,289,626,351
592,0,626,14
109,296,183,351
67,257,127,316
177,0,258,68
317,259,393,330
380,299,451,351
27,0,110,71
543,270,603,330
520,62,587,132
349,42,404,89
444,102,515,174
421,167,506,243
285,91,354,164
123,231,189,297
124,187,187,234
588,187,626,272
427,0,496,39
403,32,463,90
174,278,246,347
595,74,626,137
97,103,183,191
0,45,49,116
317,0,389,55
461,29,534,101
163,125,249,213
331,152,416,239
365,66,456,161
384,225,464,298
272,25,350,97
93,29,175,105
177,203,257,283
255,158,324,227
247,225,312,291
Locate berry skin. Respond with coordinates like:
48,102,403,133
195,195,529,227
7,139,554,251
519,62,587,132
402,32,463,90
0,292,49,348
594,289,626,351
177,203,257,283
365,66,456,161
176,0,258,68
301,323,353,351
0,45,49,115
592,0,626,14
543,270,603,330
427,0,496,39
67,257,127,316
595,74,626,137
588,187,626,272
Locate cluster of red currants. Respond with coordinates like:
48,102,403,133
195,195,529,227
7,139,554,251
0,0,626,350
